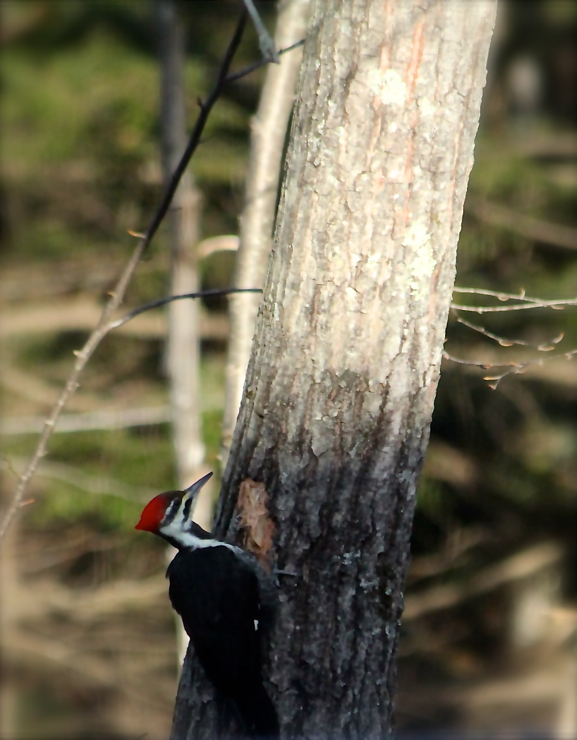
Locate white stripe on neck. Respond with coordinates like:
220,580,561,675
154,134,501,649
161,518,240,553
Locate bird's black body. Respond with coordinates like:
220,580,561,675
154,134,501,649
167,545,279,738
135,473,279,739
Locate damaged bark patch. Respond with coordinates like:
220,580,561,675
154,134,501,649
237,479,276,571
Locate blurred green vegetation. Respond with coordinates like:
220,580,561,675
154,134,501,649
1,1,263,541
1,0,575,562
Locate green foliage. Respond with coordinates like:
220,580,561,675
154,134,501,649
2,13,251,266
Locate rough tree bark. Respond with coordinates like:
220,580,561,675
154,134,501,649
172,1,497,738
221,0,309,469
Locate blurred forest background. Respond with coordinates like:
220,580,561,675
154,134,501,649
0,1,576,738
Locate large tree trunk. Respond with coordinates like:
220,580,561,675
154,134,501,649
171,1,497,738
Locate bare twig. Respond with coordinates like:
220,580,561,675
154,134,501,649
451,286,576,313
450,301,573,313
0,245,146,542
109,287,262,331
454,315,564,351
447,285,577,388
454,286,534,300
242,0,279,63
443,347,577,389
225,39,305,84
0,10,250,542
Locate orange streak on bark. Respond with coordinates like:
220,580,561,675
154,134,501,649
405,15,425,99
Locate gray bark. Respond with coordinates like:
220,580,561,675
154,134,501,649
222,0,310,469
172,0,497,738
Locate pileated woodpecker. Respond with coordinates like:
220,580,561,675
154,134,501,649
135,472,279,739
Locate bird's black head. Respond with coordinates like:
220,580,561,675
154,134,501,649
135,472,213,547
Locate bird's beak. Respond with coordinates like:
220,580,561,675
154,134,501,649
181,471,213,515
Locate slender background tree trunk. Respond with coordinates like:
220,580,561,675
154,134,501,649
172,1,497,737
157,0,205,500
157,0,211,526
156,0,206,666
221,0,309,469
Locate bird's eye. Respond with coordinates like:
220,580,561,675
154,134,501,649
182,496,192,521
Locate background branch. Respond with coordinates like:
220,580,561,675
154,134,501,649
451,286,576,313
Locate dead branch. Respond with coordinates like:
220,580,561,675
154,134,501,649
441,351,577,388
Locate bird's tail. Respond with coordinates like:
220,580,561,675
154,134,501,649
233,680,279,739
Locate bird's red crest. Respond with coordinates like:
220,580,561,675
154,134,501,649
135,492,172,532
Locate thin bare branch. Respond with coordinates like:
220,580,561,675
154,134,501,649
443,351,495,369
144,8,248,252
0,243,146,542
454,316,564,351
0,10,250,542
454,286,538,301
225,39,305,84
443,347,577,389
451,299,574,313
109,287,262,331
243,0,279,63
451,286,576,313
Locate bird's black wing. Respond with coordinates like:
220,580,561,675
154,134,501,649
167,546,262,693
167,546,279,737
